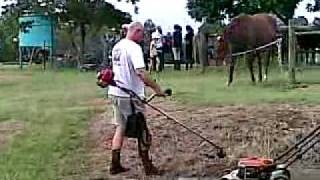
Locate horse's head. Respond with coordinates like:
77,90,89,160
216,35,230,65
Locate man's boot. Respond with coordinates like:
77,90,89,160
109,149,129,175
139,149,162,175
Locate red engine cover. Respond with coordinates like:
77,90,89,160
238,156,274,167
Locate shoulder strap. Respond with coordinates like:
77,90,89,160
130,97,136,114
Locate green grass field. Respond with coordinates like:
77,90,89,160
0,68,101,180
0,65,319,179
157,66,320,105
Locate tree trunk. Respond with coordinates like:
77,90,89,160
193,34,200,66
71,40,80,68
80,23,86,67
199,32,208,73
69,28,80,68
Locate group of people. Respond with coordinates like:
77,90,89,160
147,24,195,71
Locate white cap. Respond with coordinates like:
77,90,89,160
121,24,129,30
151,31,160,39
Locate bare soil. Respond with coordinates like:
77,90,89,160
86,99,320,180
0,120,25,151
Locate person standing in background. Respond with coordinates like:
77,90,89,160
185,25,194,70
151,26,164,71
172,24,182,70
120,24,129,38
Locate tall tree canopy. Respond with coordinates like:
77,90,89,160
0,0,137,63
187,0,320,24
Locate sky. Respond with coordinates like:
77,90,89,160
1,0,320,34
106,0,201,35
108,0,320,34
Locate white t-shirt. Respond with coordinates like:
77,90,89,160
151,31,163,49
108,39,145,98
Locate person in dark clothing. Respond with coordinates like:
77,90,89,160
143,20,156,71
164,32,173,60
172,24,182,70
185,25,194,70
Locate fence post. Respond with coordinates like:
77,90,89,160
19,46,22,70
288,19,296,84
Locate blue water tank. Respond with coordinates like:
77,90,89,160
18,14,56,52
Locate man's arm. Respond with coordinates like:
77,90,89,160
136,68,164,96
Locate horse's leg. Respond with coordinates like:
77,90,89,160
306,50,309,64
311,49,316,65
247,54,256,83
264,51,271,81
257,53,263,82
227,57,236,86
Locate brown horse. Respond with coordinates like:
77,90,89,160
217,14,278,86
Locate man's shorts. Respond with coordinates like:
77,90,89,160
109,95,145,131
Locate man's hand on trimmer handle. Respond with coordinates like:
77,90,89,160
164,89,172,96
146,89,172,103
156,88,172,97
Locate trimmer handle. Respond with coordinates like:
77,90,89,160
146,88,172,103
164,88,172,96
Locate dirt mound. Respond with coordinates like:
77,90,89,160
87,99,320,179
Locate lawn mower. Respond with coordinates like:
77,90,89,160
221,125,320,180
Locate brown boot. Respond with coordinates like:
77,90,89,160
109,149,129,175
139,150,162,175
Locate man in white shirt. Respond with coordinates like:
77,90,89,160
108,22,165,175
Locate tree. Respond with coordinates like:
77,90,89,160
58,0,132,66
0,14,19,62
187,0,320,24
0,0,137,65
307,0,320,11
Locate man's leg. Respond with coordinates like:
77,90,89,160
158,50,164,72
176,48,181,70
109,97,130,175
110,126,129,174
185,57,190,71
172,48,178,70
144,53,149,71
137,119,162,175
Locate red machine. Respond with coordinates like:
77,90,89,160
221,125,320,180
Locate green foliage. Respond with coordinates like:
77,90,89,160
0,0,135,62
59,0,132,65
61,0,132,29
187,0,320,24
307,0,320,11
0,13,19,62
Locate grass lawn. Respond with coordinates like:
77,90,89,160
0,65,319,179
156,66,320,105
0,67,101,180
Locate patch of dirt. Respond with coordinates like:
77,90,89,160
0,120,25,150
0,73,32,82
86,98,320,180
